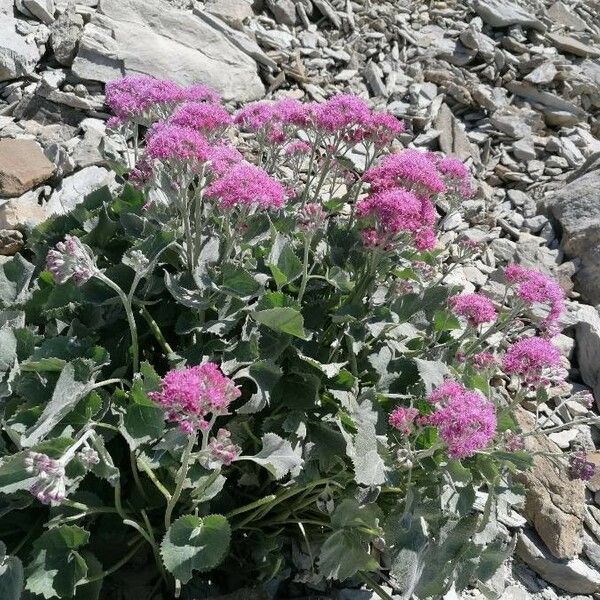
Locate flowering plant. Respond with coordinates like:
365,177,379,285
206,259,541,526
0,76,594,600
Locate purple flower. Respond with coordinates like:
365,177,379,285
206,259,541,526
208,428,241,466
145,123,212,163
363,149,446,197
150,363,241,432
569,451,595,481
205,162,286,209
168,102,232,136
25,452,67,505
424,380,497,459
502,337,565,387
504,264,564,333
448,293,497,327
388,407,419,434
46,235,97,286
297,203,326,232
312,94,372,133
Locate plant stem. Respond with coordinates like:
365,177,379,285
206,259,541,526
138,304,174,356
164,433,196,530
137,457,172,502
84,539,145,584
97,273,139,373
297,233,312,303
359,571,394,600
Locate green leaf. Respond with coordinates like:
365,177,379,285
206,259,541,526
242,433,303,480
235,360,283,414
0,541,23,600
221,263,262,298
0,254,35,307
318,530,378,581
252,307,307,339
414,358,450,393
268,235,302,288
433,310,461,332
25,526,89,599
272,372,320,410
0,327,17,373
22,362,97,447
331,499,382,531
160,514,230,584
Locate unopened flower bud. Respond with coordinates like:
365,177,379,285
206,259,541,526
46,235,97,286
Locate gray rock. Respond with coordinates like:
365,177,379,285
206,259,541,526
22,0,55,24
72,0,264,102
547,32,600,58
0,15,41,81
547,1,587,30
549,171,600,242
575,304,600,402
45,166,115,215
490,110,532,139
516,530,600,594
205,0,254,30
0,229,24,256
0,189,47,232
49,5,84,66
473,0,545,31
512,139,536,161
265,0,297,25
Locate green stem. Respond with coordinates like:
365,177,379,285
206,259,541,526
359,571,394,600
137,457,172,502
226,495,277,519
297,234,312,303
97,273,139,373
164,434,196,530
138,304,174,356
83,539,144,584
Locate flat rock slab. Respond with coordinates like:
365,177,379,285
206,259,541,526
514,408,585,559
473,0,545,31
0,139,55,198
71,0,265,102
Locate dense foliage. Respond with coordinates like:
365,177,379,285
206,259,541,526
0,76,594,600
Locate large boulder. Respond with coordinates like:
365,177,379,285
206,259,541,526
547,168,600,303
0,12,41,81
514,408,585,559
71,0,265,102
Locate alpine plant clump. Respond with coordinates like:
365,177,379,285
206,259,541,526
0,75,594,600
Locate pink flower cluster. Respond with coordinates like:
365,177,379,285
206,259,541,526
208,428,241,466
234,94,404,146
363,149,472,198
356,189,437,250
425,380,496,459
504,264,564,333
501,337,565,387
168,102,232,136
105,76,219,123
150,363,241,433
448,293,497,327
388,406,419,434
206,162,286,209
569,451,596,481
46,235,96,286
25,452,67,504
145,123,212,163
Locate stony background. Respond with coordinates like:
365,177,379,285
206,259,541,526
2,0,600,598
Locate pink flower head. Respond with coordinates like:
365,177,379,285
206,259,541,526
298,202,326,231
389,407,419,434
150,363,241,432
356,189,437,250
437,156,473,198
285,140,311,156
425,380,496,459
502,337,565,387
145,123,211,163
363,111,405,146
180,84,221,104
569,451,595,481
46,235,96,285
168,102,232,136
105,75,183,120
472,352,496,369
363,149,446,197
25,452,67,505
312,94,371,134
208,428,241,466
206,162,286,209
504,264,564,333
448,293,497,327
208,144,244,175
